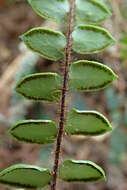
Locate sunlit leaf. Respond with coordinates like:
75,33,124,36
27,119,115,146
9,120,57,144
0,164,51,188
72,25,115,54
28,0,69,23
16,73,62,102
76,0,111,24
65,108,112,135
20,27,66,61
59,160,106,182
69,60,118,91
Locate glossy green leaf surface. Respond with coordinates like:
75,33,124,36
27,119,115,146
28,0,69,23
59,160,106,182
72,25,115,54
0,164,51,188
16,73,62,102
65,108,112,135
20,27,66,61
76,0,111,24
9,120,57,144
69,60,118,91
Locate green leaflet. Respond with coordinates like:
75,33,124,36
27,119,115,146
76,0,111,24
9,120,57,144
20,27,66,61
72,25,115,54
16,73,62,102
65,108,112,136
69,60,118,91
59,160,106,182
0,164,51,188
27,0,69,24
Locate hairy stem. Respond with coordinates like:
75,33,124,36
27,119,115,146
50,1,75,190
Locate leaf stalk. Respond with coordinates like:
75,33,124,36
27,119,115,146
51,0,75,190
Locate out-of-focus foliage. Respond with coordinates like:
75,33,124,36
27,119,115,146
120,33,127,60
110,128,127,164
